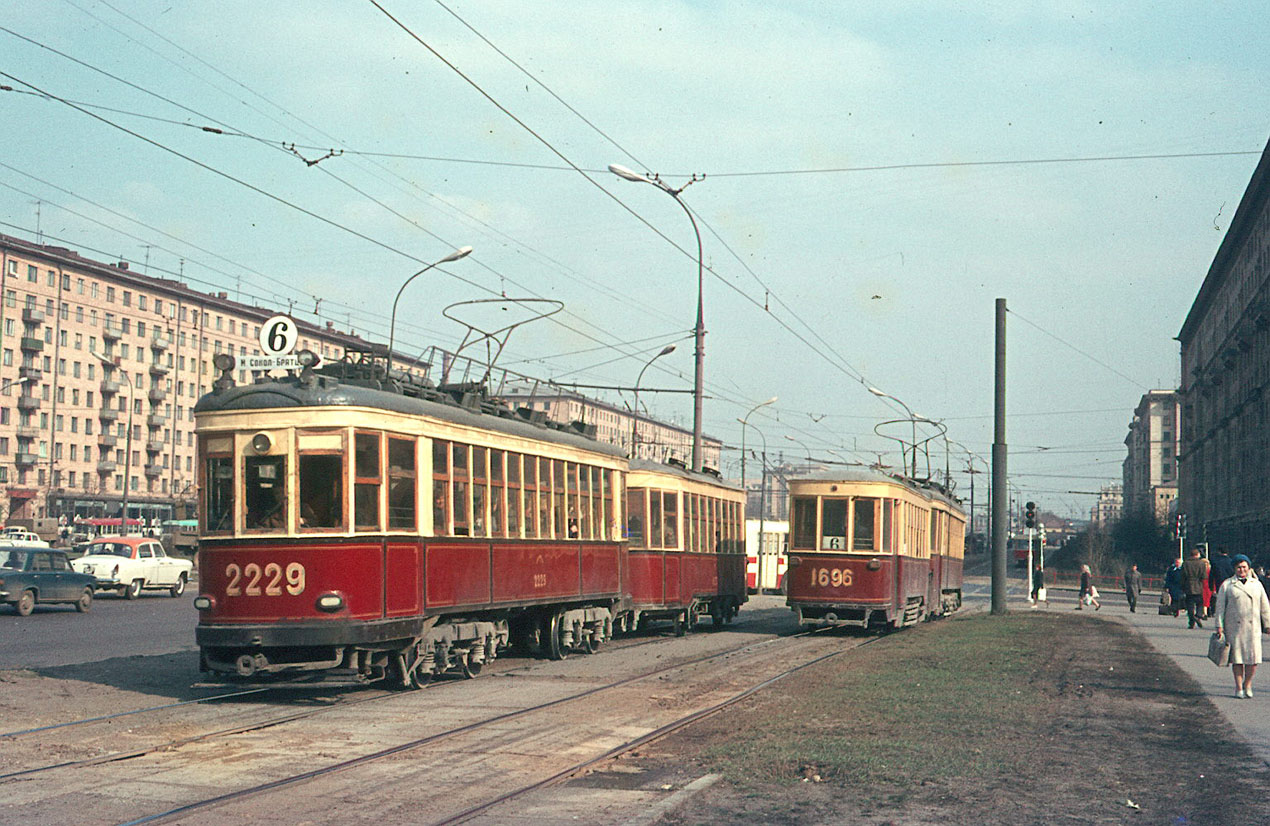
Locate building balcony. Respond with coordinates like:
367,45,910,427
98,407,120,422
18,366,42,382
147,414,167,428
144,464,162,478
19,336,43,352
98,433,118,449
150,335,170,351
96,460,118,474
21,307,45,325
100,379,121,395
146,439,164,453
16,395,40,411
147,387,167,402
102,324,123,340
15,452,38,467
148,361,170,376
15,425,40,440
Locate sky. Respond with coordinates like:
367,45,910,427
3,1,1268,520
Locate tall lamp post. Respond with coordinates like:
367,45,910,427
609,163,706,471
631,344,676,458
867,385,919,477
784,435,812,466
386,246,474,378
96,354,133,532
738,396,777,518
1,376,32,393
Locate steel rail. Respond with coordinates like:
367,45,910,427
0,687,270,739
112,630,822,826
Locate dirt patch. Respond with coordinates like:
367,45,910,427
613,613,1270,825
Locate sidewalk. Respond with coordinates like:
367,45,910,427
1023,582,1270,766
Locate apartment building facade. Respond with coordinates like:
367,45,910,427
0,234,371,525
1122,390,1180,524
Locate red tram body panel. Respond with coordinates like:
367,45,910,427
785,469,965,629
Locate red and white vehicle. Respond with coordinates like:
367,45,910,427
745,519,788,593
785,468,964,629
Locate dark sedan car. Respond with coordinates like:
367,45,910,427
0,547,97,615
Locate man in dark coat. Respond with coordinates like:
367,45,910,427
1123,564,1142,613
1209,547,1236,616
1183,548,1211,629
1164,557,1185,617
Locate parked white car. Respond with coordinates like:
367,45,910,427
0,528,51,547
70,535,193,598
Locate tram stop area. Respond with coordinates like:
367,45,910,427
575,579,1270,826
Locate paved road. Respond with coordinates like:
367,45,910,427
0,589,198,669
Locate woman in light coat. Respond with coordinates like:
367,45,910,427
1214,555,1270,698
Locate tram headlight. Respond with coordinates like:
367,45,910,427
316,592,345,613
251,432,273,453
867,558,882,571
212,353,236,372
193,595,214,610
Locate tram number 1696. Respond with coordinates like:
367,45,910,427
225,562,306,597
809,567,853,588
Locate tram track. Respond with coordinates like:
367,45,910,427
0,612,794,784
100,625,842,826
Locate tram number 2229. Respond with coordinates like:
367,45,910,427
809,567,853,588
225,562,306,597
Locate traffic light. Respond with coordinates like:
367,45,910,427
1025,501,1036,529
1176,513,1187,539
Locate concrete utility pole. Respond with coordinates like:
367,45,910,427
991,298,1008,615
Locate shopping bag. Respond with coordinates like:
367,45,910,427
1036,586,1047,602
1089,585,1100,599
1160,590,1172,607
1208,632,1230,667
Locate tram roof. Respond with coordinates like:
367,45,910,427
788,467,963,511
195,375,628,460
629,458,741,492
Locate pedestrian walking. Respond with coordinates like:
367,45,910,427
1031,564,1045,602
1123,564,1142,613
1076,564,1100,610
1209,547,1235,618
1214,555,1270,699
1164,557,1185,618
1182,548,1210,629
1163,556,1183,615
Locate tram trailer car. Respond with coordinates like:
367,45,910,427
785,469,965,630
625,459,747,633
191,355,749,687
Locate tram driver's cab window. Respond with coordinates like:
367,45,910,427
205,455,234,533
791,496,816,550
853,498,876,550
299,454,343,530
626,488,646,547
821,498,847,550
244,456,285,531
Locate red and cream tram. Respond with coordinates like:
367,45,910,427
785,468,964,629
625,459,747,633
192,354,747,686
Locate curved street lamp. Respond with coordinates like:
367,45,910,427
738,396,777,514
386,246,474,379
0,376,31,394
95,353,133,531
610,163,706,472
784,434,813,465
631,344,676,458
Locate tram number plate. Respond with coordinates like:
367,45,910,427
225,562,306,597
810,567,852,588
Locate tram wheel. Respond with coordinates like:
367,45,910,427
460,651,483,679
673,614,686,637
545,611,569,661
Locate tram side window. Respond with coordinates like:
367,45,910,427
299,454,343,530
506,452,521,537
648,489,663,548
244,456,286,531
821,499,847,550
627,487,646,547
387,437,416,530
537,458,551,538
354,432,381,532
205,455,234,532
452,443,470,536
523,456,538,539
432,440,449,536
472,446,487,537
490,449,504,537
882,499,893,551
578,463,592,540
590,466,603,540
853,497,876,550
662,491,679,549
553,460,568,539
791,496,816,550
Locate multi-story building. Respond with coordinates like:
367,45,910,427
1122,390,1180,524
497,388,723,471
1091,484,1123,527
1178,136,1270,553
0,234,377,526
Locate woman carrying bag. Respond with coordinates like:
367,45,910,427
1214,555,1270,698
